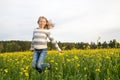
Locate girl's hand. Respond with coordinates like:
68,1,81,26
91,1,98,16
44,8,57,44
59,51,63,53
30,50,34,52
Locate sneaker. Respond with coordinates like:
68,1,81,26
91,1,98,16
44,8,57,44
36,66,42,73
48,63,51,70
37,69,42,73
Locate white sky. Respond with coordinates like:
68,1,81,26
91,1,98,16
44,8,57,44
0,0,120,43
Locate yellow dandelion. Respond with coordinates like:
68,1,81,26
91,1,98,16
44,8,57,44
74,56,79,60
20,72,23,75
95,68,101,72
55,67,58,70
107,78,110,80
25,72,29,77
21,68,24,71
44,70,48,73
84,67,87,71
106,56,110,59
71,58,74,61
23,70,27,73
59,53,64,56
55,62,58,66
77,64,80,67
66,59,71,62
50,60,54,63
25,66,29,70
4,69,8,73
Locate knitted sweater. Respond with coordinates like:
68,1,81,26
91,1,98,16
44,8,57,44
30,28,61,51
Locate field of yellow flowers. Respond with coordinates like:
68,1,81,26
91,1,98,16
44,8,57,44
0,49,120,80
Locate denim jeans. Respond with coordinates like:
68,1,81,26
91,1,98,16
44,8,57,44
32,48,49,71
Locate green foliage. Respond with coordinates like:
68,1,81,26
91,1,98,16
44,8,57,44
0,39,120,53
0,40,31,53
0,49,120,80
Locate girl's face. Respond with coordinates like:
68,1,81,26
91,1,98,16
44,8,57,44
39,18,47,28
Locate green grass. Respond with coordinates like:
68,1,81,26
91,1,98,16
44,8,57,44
0,49,120,80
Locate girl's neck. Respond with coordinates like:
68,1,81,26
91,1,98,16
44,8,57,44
40,28,44,29
39,26,45,29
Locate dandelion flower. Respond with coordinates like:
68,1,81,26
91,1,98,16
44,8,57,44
74,56,79,60
66,59,71,62
77,64,80,67
50,60,54,63
4,69,8,73
25,72,29,77
95,68,101,72
84,67,87,71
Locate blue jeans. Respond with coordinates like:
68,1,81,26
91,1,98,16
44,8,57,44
32,48,49,71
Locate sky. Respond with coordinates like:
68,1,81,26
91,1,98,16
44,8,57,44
0,0,120,43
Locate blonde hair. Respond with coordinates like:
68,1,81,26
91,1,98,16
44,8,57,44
37,16,54,29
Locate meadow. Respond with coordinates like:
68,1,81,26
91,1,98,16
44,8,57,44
0,49,120,80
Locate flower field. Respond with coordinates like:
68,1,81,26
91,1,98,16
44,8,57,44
0,49,120,80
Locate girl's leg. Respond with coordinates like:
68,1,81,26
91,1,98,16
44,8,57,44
37,48,49,70
32,50,39,68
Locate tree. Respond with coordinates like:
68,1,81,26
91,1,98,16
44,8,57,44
102,41,109,48
113,39,118,48
90,42,97,49
0,42,3,52
97,42,102,49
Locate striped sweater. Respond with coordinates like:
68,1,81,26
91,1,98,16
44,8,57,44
30,28,61,51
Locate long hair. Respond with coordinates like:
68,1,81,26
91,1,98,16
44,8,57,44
37,16,54,29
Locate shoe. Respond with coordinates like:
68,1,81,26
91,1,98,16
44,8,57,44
36,66,42,73
48,63,51,70
38,69,42,73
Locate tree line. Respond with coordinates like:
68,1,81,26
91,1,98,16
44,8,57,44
0,39,120,53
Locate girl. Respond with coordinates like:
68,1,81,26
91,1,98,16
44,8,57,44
30,16,62,73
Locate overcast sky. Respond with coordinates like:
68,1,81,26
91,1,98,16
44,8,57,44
0,0,120,43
